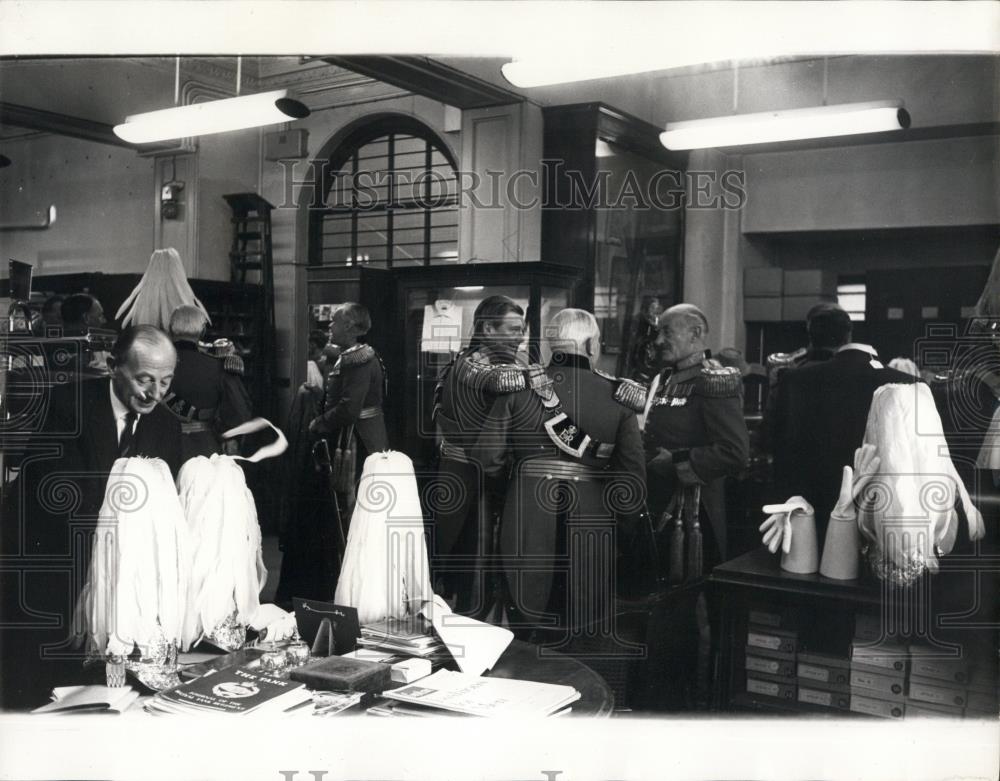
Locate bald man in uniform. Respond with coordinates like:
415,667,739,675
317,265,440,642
644,304,749,569
640,304,749,711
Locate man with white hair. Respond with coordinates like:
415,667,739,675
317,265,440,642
472,307,646,641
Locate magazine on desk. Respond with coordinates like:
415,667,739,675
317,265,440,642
146,666,310,716
382,669,581,717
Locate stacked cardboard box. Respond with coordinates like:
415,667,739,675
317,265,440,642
796,651,851,711
906,642,998,719
743,607,798,707
846,619,998,719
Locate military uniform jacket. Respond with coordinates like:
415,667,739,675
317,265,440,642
644,350,749,559
472,352,646,483
435,346,527,456
469,353,648,627
315,342,388,452
167,340,253,436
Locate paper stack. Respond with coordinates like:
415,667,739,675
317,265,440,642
357,617,446,658
380,669,581,717
144,666,311,716
33,685,140,715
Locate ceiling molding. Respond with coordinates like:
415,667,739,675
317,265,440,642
323,56,522,108
129,56,372,96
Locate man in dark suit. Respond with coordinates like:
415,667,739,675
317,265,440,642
770,310,917,538
1,325,182,709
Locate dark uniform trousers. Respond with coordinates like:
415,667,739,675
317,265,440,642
640,351,749,711
472,353,647,646
430,347,516,616
275,343,387,607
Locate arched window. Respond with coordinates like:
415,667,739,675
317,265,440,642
311,116,458,267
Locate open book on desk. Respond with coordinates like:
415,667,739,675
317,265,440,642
33,686,140,715
382,669,580,717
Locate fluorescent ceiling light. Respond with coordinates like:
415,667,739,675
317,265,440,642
659,101,910,150
595,139,616,158
113,90,309,144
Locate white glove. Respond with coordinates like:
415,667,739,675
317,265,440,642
831,444,881,522
248,603,297,643
760,496,814,555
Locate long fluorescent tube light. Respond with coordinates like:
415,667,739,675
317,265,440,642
113,90,309,144
659,101,910,150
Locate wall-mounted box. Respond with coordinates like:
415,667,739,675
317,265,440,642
264,128,309,160
783,269,837,297
744,267,784,297
744,296,782,322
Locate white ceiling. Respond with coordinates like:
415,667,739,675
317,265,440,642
1,54,997,135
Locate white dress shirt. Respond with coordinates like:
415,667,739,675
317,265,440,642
108,380,138,443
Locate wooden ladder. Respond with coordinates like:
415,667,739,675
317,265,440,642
223,192,277,417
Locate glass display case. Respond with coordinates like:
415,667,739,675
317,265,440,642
386,263,582,467
593,139,684,380
542,104,686,380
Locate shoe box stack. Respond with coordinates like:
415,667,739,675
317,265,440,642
849,613,999,719
743,606,799,707
796,650,852,712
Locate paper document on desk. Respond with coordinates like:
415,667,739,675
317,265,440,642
419,595,513,676
33,685,140,715
384,669,580,717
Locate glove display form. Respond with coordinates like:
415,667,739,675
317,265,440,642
821,444,881,580
760,496,818,573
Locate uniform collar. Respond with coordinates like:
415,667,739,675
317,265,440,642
674,349,709,371
550,351,590,371
837,343,878,358
174,339,199,352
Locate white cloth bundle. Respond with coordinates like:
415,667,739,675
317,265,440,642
176,454,267,649
335,451,433,624
859,383,985,583
976,405,1000,469
115,247,209,330
78,457,191,657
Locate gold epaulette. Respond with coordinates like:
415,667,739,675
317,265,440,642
698,363,743,397
458,353,536,394
613,378,648,412
224,354,245,376
766,347,807,371
340,343,376,367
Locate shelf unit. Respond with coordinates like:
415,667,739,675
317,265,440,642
17,273,274,417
